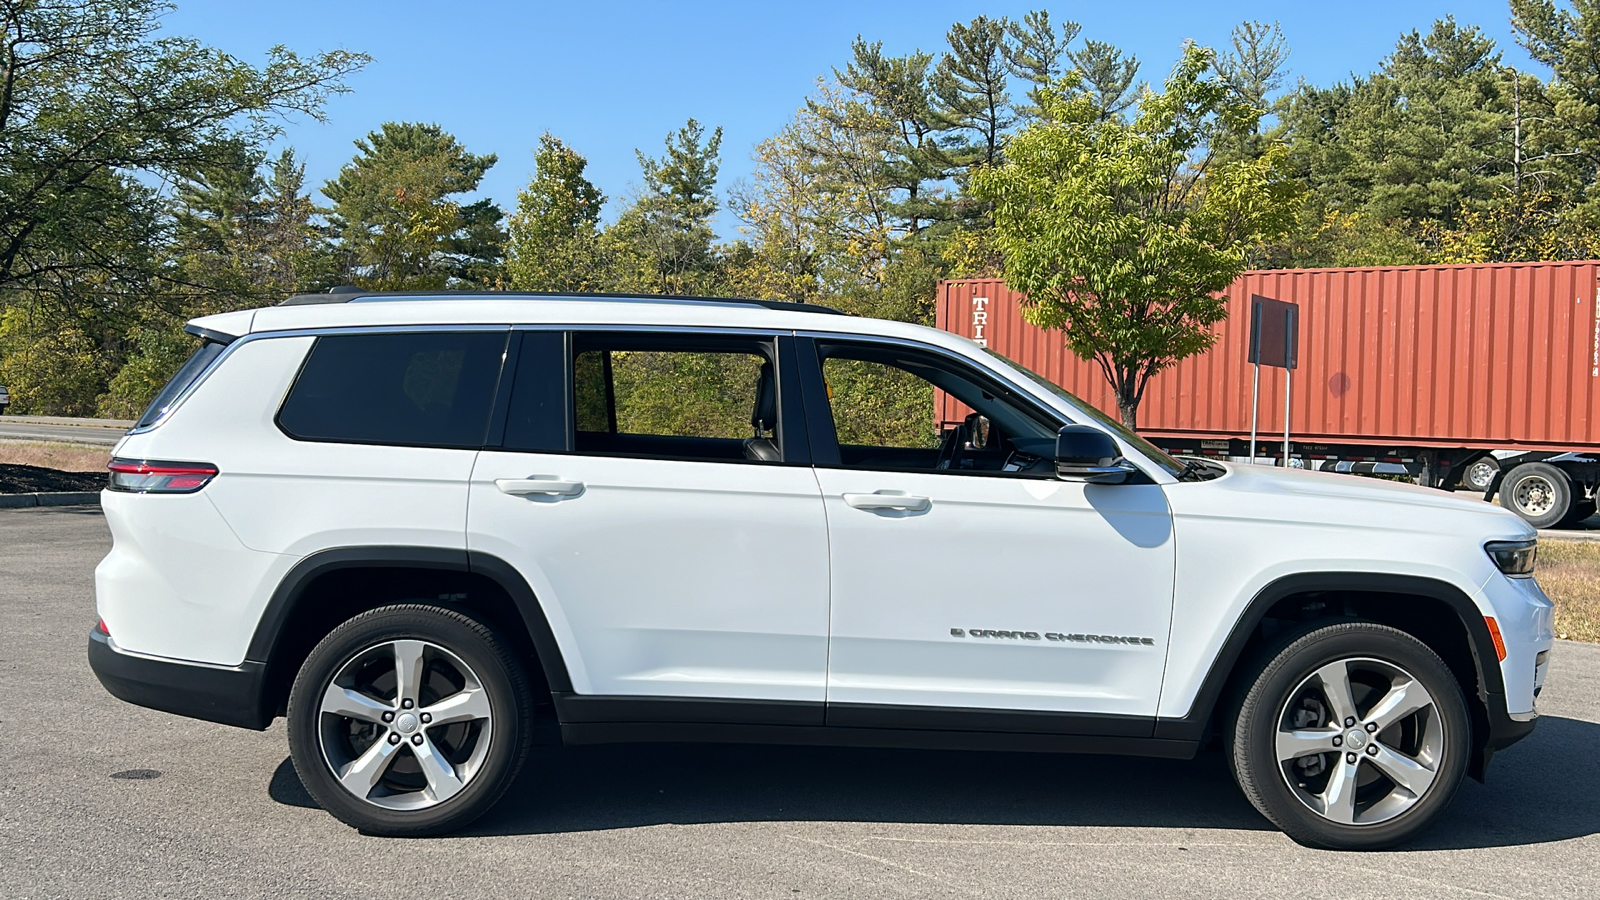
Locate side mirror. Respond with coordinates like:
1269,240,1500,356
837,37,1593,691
1055,424,1138,484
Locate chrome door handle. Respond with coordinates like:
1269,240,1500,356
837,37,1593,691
843,491,930,511
495,477,584,496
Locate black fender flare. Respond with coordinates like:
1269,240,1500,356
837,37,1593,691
246,546,573,694
1153,572,1503,742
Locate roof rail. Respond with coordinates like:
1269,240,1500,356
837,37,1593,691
278,287,846,315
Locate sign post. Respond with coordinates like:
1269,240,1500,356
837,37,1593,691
1247,295,1300,467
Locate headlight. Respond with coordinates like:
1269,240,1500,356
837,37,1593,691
1485,539,1537,577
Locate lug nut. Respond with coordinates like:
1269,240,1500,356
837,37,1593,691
1367,745,1379,756
1346,752,1358,764
1365,722,1378,733
411,734,424,745
1332,736,1342,747
402,699,414,709
1345,717,1356,727
420,713,432,724
388,733,401,745
381,711,394,723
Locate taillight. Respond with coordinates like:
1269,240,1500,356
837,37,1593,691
107,458,219,493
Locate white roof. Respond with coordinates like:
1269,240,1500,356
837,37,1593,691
188,295,984,357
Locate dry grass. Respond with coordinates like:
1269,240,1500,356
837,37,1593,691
0,441,110,472
1538,540,1600,643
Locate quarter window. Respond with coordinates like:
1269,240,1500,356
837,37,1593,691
278,331,508,448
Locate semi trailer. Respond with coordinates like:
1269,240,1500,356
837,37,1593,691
936,261,1600,529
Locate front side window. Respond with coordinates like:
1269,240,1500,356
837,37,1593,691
818,341,1059,476
572,333,781,462
278,331,508,448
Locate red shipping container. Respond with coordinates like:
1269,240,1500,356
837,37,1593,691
937,261,1600,452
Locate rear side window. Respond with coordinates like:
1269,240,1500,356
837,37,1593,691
278,331,508,448
135,340,227,429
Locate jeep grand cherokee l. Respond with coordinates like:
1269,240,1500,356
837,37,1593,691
88,289,1553,849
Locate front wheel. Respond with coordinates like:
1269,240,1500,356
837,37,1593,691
287,604,534,836
1228,622,1470,850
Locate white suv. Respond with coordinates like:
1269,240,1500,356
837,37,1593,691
89,290,1553,849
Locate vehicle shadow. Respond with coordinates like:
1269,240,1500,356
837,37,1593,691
268,714,1599,848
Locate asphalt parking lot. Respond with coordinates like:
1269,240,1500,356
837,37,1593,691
4,506,1598,900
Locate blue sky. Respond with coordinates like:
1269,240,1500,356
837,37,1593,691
162,1,1537,240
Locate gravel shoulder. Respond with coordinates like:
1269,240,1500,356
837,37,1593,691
3,507,1596,900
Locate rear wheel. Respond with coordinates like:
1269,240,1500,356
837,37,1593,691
1500,462,1573,529
1228,622,1470,850
287,604,534,836
1463,457,1498,493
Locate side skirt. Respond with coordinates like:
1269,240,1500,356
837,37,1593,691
560,722,1198,759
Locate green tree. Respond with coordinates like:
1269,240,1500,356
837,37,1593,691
933,15,1014,170
971,45,1298,429
324,122,505,290
1214,21,1291,160
0,0,365,296
620,118,724,293
505,133,606,292
1066,39,1144,121
828,40,954,236
1004,11,1080,120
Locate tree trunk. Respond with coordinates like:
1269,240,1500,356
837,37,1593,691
1115,381,1139,430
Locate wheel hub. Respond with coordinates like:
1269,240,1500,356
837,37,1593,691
317,639,494,811
1275,657,1444,826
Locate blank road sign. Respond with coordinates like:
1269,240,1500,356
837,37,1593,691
1249,294,1299,370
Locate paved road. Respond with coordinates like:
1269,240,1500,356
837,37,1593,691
3,506,1598,899
0,419,125,445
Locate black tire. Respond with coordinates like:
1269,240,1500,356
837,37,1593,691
1499,462,1573,529
1462,457,1498,493
1227,621,1471,850
287,604,534,836
1559,500,1597,527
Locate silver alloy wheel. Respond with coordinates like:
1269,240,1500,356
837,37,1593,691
1465,460,1496,492
318,639,494,811
1512,474,1556,517
1275,657,1443,826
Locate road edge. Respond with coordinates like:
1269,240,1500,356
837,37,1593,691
0,492,101,509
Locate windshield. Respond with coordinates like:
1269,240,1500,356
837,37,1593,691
983,348,1185,477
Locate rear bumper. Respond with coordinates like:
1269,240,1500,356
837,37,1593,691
88,628,272,730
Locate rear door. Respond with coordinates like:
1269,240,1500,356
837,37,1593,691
467,330,831,721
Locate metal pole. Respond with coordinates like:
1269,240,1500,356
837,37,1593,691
1282,367,1292,468
1249,363,1260,464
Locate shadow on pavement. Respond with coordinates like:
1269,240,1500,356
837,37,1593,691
267,713,1598,847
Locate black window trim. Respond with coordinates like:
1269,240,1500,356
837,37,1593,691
274,325,514,451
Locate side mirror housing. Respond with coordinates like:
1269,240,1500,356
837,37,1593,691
1055,425,1138,484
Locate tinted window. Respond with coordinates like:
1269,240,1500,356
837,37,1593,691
135,340,227,429
501,331,568,452
279,331,507,448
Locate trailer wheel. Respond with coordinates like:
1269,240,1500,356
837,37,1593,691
1500,462,1573,529
1463,457,1499,493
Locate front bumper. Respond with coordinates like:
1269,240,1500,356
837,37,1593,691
88,628,272,730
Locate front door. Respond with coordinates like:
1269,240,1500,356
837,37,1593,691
800,337,1177,732
467,330,831,717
